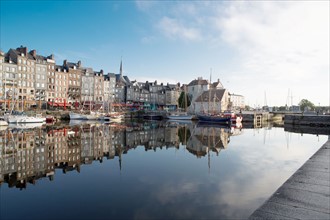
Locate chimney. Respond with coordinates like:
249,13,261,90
30,50,36,57
77,60,81,67
100,69,104,74
63,59,67,66
17,46,28,56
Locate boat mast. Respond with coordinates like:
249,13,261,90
4,71,6,112
184,85,188,112
208,68,212,114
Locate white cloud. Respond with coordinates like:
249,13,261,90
137,1,329,105
216,1,329,105
157,16,202,41
135,1,155,11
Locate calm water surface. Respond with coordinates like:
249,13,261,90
0,120,327,220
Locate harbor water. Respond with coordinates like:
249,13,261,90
0,120,327,220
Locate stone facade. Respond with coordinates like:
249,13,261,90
1,46,243,111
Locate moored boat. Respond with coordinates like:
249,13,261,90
69,112,88,120
4,111,45,124
143,113,163,120
69,111,102,120
223,111,243,123
167,112,193,120
143,110,164,120
0,117,9,127
196,113,231,124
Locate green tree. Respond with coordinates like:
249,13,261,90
299,99,315,111
178,92,191,110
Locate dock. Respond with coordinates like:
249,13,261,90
249,138,330,220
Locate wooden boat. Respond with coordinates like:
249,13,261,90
196,113,231,124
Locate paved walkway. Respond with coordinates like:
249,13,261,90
249,138,330,220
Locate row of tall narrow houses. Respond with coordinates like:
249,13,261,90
0,46,245,111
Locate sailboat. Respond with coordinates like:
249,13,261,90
3,77,45,124
4,110,45,124
196,75,231,125
167,85,193,120
70,83,102,120
4,93,45,124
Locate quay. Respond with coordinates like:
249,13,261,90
249,138,330,220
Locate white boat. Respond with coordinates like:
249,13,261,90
70,112,88,120
167,85,193,120
86,111,102,120
0,117,8,127
70,111,102,120
103,113,124,123
223,111,243,123
8,122,44,129
167,112,193,120
4,111,45,124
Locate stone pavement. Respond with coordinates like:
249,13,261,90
249,138,330,220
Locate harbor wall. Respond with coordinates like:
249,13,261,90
284,114,330,127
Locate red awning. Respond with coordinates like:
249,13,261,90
47,102,71,107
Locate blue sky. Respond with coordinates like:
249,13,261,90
1,1,329,107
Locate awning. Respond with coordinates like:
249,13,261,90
47,102,71,107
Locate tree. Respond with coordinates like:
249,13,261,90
299,99,315,111
178,92,191,110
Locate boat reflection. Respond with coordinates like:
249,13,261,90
187,122,232,158
0,121,242,189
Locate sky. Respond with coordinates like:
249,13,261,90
0,0,329,107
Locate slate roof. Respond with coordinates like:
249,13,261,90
194,89,226,102
212,81,224,89
188,78,208,86
10,47,35,60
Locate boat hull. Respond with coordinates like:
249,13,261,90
197,114,231,124
70,112,88,120
143,115,163,120
6,115,45,124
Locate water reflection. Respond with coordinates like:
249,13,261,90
0,121,240,189
1,121,326,220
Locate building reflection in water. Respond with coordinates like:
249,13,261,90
0,121,240,189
